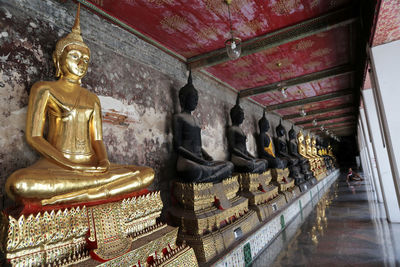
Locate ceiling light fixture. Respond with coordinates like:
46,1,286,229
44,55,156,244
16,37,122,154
276,63,287,98
300,108,307,117
312,119,317,126
225,0,241,60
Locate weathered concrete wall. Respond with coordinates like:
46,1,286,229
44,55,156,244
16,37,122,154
0,0,307,209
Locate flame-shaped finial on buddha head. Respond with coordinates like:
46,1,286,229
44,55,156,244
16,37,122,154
258,109,270,132
297,131,304,142
305,133,311,144
53,4,90,77
179,70,198,112
230,94,244,125
288,125,296,140
276,119,286,137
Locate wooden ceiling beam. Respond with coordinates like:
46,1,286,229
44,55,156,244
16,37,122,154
304,120,355,130
283,103,354,120
264,88,353,111
239,64,354,98
295,112,355,125
188,6,357,69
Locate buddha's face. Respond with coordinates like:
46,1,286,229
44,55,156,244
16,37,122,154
185,90,198,112
59,46,90,79
298,135,303,142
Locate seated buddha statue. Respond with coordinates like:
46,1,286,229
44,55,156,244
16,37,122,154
274,120,299,167
274,121,305,184
257,110,287,169
227,97,267,173
297,131,314,165
311,136,324,167
173,71,234,183
288,126,313,179
5,6,154,206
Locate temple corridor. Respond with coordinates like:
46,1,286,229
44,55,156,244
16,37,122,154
252,173,400,267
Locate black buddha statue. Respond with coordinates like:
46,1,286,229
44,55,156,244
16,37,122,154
173,71,234,183
288,126,314,181
274,121,305,185
227,96,268,173
274,120,299,167
257,111,287,169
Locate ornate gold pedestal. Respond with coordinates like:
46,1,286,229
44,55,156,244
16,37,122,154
2,191,198,267
170,177,259,263
238,170,280,221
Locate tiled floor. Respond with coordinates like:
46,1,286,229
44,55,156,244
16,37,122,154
252,174,400,267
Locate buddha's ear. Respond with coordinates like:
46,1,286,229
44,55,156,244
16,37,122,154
52,51,61,77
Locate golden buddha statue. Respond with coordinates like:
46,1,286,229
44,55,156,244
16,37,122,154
5,5,154,206
311,136,324,169
297,131,311,159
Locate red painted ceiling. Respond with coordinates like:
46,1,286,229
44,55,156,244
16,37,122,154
274,94,354,116
309,121,355,132
302,115,354,128
84,0,351,58
81,0,362,136
372,0,400,47
292,107,354,123
251,73,351,106
207,26,350,90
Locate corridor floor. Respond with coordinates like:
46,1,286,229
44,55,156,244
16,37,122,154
252,174,400,267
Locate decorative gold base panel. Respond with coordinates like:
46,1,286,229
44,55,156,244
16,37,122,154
173,176,239,211
170,195,249,236
149,245,199,267
177,209,259,263
250,192,287,221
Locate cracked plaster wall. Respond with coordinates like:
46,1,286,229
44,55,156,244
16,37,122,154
0,0,307,210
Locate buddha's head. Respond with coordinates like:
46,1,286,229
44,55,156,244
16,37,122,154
276,119,286,138
297,131,304,143
179,71,198,112
305,134,311,145
312,136,316,146
258,109,270,132
53,4,90,82
230,95,244,125
288,125,296,140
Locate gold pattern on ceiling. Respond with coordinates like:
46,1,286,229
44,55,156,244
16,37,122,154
232,71,251,80
311,48,333,57
304,61,323,69
292,40,314,51
146,0,174,5
238,20,265,34
310,0,321,9
263,47,280,55
271,0,302,16
160,15,188,32
194,26,220,42
236,58,253,67
266,58,294,70
203,0,250,14
281,71,297,80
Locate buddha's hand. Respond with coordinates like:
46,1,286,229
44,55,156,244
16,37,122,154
69,160,109,173
96,159,110,172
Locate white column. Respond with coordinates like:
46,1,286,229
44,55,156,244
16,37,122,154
363,89,400,222
358,121,380,202
370,40,400,207
360,108,384,203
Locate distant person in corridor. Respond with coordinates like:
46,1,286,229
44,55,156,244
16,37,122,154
346,168,364,182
